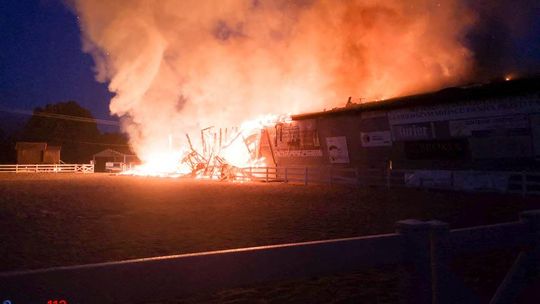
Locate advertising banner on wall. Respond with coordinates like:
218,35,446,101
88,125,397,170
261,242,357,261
388,97,540,125
360,131,392,147
271,119,322,158
468,135,532,159
405,170,509,192
453,171,509,192
392,123,434,141
326,136,350,164
449,115,529,137
404,170,453,188
404,140,469,160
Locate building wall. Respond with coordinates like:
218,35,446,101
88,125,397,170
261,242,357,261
264,93,540,172
17,149,43,164
94,156,122,172
43,150,60,164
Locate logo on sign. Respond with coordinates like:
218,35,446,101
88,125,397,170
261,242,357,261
393,123,432,141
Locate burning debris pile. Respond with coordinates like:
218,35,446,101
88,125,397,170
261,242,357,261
123,114,291,180
181,127,247,180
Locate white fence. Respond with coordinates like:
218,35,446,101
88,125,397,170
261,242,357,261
2,210,539,303
0,164,94,173
239,166,358,185
239,166,540,196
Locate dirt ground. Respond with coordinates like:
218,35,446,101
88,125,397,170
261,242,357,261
1,173,539,303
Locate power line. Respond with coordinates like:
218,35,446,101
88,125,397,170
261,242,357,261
49,137,132,147
0,107,120,126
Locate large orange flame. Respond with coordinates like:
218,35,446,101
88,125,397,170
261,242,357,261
74,0,475,172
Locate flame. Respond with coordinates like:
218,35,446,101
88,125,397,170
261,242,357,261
124,114,290,178
122,150,192,177
221,114,290,167
74,0,475,175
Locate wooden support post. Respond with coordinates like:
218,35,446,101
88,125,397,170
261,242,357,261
429,220,450,304
304,167,308,186
521,211,540,266
428,220,476,303
265,167,269,183
396,220,432,304
284,167,288,183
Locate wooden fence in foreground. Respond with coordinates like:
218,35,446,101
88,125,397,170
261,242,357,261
1,210,539,304
0,164,94,173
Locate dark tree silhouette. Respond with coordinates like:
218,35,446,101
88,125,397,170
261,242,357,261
100,132,132,154
20,101,101,163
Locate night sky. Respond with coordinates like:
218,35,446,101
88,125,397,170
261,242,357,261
0,0,114,132
1,0,539,134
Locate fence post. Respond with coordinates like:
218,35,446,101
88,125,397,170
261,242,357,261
429,220,449,304
521,209,540,261
284,167,288,183
265,167,269,183
429,220,473,304
304,167,308,186
396,219,432,304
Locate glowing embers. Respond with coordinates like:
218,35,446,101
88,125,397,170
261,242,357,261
122,150,192,178
124,114,291,180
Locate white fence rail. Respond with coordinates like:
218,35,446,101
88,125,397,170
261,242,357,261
239,166,359,185
2,210,539,303
0,164,94,173
239,166,540,196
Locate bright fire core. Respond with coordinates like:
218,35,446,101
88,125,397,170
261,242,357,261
123,114,291,179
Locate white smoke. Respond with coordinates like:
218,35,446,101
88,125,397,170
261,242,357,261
72,0,474,161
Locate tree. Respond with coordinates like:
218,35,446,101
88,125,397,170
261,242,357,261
100,132,132,153
20,101,101,163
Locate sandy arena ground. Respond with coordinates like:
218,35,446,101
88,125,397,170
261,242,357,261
1,173,539,303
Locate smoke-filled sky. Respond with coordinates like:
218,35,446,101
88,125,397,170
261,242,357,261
1,0,540,158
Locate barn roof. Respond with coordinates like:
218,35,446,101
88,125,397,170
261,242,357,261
292,76,540,120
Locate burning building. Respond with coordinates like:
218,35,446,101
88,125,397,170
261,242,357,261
71,0,540,191
257,76,540,191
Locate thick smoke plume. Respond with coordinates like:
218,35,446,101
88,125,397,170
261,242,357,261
73,0,474,161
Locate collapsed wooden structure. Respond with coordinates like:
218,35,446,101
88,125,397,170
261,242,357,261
181,126,261,181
